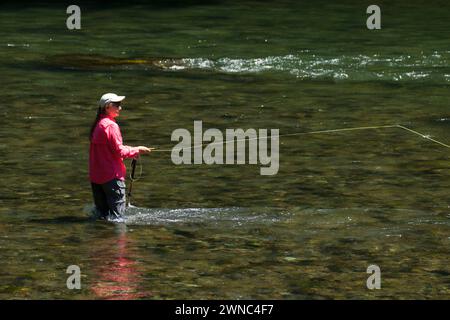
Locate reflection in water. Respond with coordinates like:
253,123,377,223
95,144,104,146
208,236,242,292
90,225,150,300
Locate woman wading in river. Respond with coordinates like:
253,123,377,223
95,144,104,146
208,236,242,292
89,93,153,221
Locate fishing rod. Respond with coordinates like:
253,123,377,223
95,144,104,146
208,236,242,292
126,124,449,206
126,148,155,207
127,158,138,207
152,124,450,152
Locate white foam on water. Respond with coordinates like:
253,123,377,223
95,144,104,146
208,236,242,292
123,205,289,226
84,205,447,229
169,51,450,82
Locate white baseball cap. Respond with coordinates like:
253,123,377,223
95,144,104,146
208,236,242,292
99,93,125,108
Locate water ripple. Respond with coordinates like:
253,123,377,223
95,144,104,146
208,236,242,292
176,51,450,82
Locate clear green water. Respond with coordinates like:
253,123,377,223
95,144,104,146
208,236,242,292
0,1,449,299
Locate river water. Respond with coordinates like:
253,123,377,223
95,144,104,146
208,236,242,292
0,1,449,299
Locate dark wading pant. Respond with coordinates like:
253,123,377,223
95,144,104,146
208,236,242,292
91,179,126,220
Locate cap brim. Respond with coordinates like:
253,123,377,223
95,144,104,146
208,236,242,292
110,95,125,102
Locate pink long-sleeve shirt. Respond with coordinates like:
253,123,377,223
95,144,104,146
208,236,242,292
89,114,140,184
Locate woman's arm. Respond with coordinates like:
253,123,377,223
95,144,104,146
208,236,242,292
106,123,140,159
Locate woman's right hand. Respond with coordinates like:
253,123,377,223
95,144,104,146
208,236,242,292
137,146,155,154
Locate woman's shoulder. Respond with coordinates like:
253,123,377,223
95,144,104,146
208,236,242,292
98,117,118,129
92,118,119,142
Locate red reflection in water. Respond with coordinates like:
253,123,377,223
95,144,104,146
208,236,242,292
91,230,151,300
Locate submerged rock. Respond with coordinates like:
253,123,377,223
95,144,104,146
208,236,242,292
44,53,184,71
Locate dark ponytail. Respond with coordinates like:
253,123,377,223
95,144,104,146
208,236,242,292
89,106,106,141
